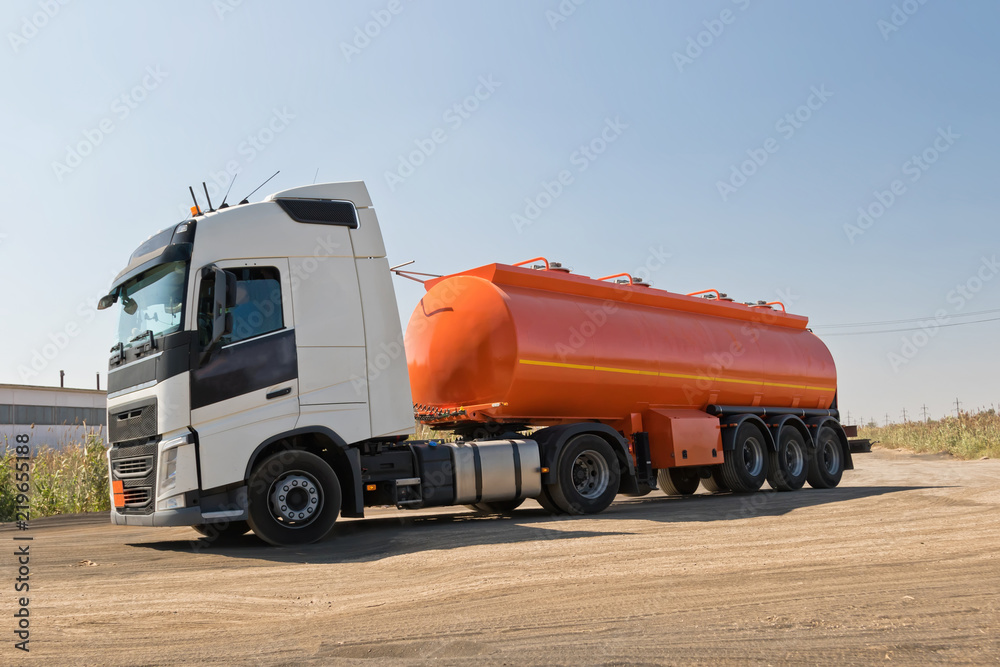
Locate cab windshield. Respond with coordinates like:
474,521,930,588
114,261,188,347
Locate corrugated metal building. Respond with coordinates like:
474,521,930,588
0,384,106,450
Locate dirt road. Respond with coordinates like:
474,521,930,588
5,449,998,665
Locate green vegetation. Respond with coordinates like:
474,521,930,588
1,433,110,522
859,409,999,460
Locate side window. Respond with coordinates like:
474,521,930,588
221,266,284,346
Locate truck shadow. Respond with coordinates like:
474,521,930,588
129,484,934,564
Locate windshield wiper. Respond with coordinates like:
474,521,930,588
129,330,157,355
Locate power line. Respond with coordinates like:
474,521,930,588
819,316,1000,337
812,307,1000,329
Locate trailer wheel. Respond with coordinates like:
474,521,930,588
465,498,526,514
657,468,700,496
807,426,845,489
767,428,808,492
700,467,729,493
192,521,250,543
720,422,769,493
547,435,620,514
246,450,341,546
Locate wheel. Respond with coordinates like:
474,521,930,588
807,426,845,489
720,422,769,493
546,435,620,514
246,450,341,546
657,468,700,496
465,498,525,514
700,467,729,493
767,427,808,491
192,521,250,543
535,485,566,515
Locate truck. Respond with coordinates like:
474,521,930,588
100,180,851,546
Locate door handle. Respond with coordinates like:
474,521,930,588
266,387,292,400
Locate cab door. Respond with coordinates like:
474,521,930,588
190,258,300,491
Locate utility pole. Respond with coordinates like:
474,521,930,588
921,404,929,422
884,412,889,427
954,398,962,418
901,407,908,422
847,410,852,425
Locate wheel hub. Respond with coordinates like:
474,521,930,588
572,449,610,499
742,437,764,477
785,440,804,477
821,440,841,475
269,472,322,526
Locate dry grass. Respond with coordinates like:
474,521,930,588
1,432,109,522
859,409,999,460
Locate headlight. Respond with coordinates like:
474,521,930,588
160,448,178,493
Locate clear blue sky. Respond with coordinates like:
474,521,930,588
1,1,997,424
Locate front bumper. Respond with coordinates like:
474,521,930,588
111,506,204,527
109,429,248,527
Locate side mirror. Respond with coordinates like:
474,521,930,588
97,293,117,310
200,266,235,356
226,270,237,309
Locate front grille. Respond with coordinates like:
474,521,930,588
110,440,158,515
108,402,157,444
112,456,153,478
122,488,151,507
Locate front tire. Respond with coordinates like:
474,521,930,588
247,450,341,546
547,435,620,515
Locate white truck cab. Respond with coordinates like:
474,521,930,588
102,182,427,543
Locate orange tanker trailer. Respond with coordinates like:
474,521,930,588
405,257,851,500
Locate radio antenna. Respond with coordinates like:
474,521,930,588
219,174,238,209
313,167,319,184
202,182,214,212
239,170,280,205
188,186,202,216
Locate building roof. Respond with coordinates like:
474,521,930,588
0,383,106,396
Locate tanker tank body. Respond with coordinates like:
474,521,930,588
405,258,852,503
